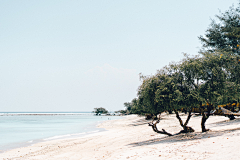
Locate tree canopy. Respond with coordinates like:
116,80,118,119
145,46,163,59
127,2,240,135
199,4,240,55
93,107,108,115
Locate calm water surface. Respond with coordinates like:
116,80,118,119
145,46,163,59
0,112,122,152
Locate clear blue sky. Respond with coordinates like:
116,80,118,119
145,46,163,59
0,0,238,112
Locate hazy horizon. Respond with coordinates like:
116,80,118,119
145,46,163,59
1,0,238,112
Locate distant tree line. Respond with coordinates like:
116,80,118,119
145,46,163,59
93,107,109,115
125,3,240,136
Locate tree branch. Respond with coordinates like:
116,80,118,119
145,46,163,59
148,114,173,136
201,104,211,132
192,82,199,90
173,109,184,127
184,107,193,127
174,108,194,133
149,110,194,136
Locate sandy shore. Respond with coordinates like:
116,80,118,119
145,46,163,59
1,113,240,160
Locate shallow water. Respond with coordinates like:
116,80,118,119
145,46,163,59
0,112,122,152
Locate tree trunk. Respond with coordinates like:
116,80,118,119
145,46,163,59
174,109,184,127
228,115,236,120
148,114,173,136
168,110,173,114
173,108,194,133
184,109,192,127
149,109,195,136
201,113,209,132
201,104,211,132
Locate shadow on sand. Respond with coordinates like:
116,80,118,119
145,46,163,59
128,117,240,147
208,116,240,127
127,118,151,126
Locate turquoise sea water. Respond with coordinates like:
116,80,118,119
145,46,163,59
0,112,122,152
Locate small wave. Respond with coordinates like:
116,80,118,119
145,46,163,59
88,130,100,133
44,135,72,141
43,132,87,141
70,132,87,136
43,130,100,141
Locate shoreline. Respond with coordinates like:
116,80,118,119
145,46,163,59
0,115,122,154
0,127,107,154
1,114,240,159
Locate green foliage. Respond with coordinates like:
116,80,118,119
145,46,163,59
131,51,240,115
199,4,240,55
129,2,240,118
197,3,240,104
93,107,108,115
217,81,240,104
133,62,201,115
135,74,172,115
123,102,132,113
115,110,127,114
198,52,227,104
127,2,240,134
154,70,182,111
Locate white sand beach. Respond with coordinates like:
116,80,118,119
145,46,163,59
1,114,240,160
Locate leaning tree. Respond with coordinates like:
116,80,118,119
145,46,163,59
137,64,197,136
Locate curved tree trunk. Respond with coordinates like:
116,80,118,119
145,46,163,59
148,114,173,136
173,108,195,133
149,109,195,136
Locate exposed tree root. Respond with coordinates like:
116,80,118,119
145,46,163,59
148,110,195,136
148,115,173,136
228,115,236,120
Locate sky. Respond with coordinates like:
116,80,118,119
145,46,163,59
0,0,238,112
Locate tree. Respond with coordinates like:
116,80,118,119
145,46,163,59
115,110,127,114
199,4,240,55
137,74,164,115
196,52,226,131
129,97,147,115
130,2,240,135
123,102,132,114
198,3,240,127
180,52,232,131
135,52,237,134
93,107,108,115
137,64,196,136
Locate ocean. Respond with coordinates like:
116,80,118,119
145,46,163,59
0,112,122,152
